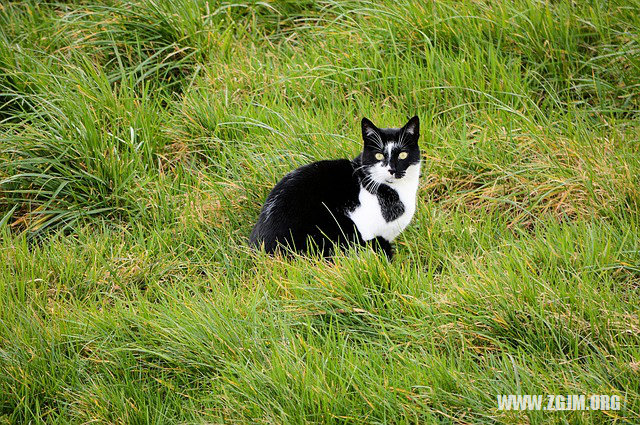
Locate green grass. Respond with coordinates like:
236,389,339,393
1,0,639,423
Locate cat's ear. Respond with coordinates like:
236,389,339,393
401,115,419,144
361,117,381,148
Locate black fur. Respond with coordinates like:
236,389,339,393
376,184,404,222
249,116,420,259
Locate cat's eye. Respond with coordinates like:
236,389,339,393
398,151,408,160
375,153,384,160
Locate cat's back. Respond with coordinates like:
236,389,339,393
249,159,360,251
273,159,357,201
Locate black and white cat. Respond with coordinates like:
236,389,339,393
250,116,420,259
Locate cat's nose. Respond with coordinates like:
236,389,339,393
388,169,396,176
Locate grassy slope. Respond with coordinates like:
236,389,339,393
1,0,639,423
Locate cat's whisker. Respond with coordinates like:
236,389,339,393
352,164,368,174
373,132,384,149
366,134,383,150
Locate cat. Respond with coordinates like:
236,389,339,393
249,116,421,260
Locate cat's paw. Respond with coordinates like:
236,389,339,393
371,236,393,261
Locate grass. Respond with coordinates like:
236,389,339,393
0,0,639,423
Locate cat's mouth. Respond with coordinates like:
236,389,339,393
386,174,405,182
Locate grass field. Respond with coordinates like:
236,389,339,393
1,0,639,423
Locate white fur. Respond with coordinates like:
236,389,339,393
348,162,420,241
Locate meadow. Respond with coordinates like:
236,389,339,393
1,0,639,423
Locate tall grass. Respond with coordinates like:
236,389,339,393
1,0,639,423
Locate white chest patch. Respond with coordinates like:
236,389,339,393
348,163,420,241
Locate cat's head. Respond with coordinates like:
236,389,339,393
359,116,420,185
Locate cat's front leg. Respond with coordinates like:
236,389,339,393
370,236,393,260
